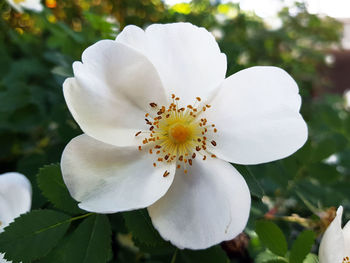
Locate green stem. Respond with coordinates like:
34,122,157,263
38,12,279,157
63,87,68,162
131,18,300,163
170,248,178,263
70,213,94,222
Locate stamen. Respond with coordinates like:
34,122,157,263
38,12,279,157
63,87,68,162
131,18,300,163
137,95,218,175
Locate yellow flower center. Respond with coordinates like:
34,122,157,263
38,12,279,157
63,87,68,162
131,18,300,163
13,0,25,3
136,95,218,176
343,256,350,263
169,123,191,144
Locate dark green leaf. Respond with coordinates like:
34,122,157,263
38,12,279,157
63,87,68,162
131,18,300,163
233,164,264,198
255,220,288,257
176,246,229,263
40,214,112,263
290,230,316,263
37,164,82,214
123,209,165,246
0,210,70,263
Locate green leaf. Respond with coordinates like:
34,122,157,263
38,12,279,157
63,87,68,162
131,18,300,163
37,164,82,214
255,220,288,257
176,246,229,263
123,209,165,246
0,210,70,263
303,253,319,263
40,214,112,263
233,164,264,198
290,230,316,263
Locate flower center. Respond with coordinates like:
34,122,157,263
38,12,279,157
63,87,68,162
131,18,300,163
136,95,218,175
343,256,350,263
13,0,25,3
169,123,191,144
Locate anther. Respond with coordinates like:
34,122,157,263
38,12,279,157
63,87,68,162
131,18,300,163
211,154,216,158
196,146,201,151
150,102,157,107
163,170,170,177
153,163,156,167
188,159,192,166
203,155,207,160
196,97,201,102
138,146,142,151
135,131,142,137
179,155,183,161
214,128,217,133
184,169,188,174
192,153,196,159
211,140,217,146
155,145,161,149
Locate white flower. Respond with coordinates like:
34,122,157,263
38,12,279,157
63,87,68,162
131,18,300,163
61,22,308,249
319,206,350,263
6,0,43,13
0,172,32,263
345,90,350,110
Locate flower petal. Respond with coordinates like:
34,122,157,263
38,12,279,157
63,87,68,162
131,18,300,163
64,40,167,147
148,158,251,249
116,23,227,105
61,134,175,213
203,66,308,165
0,172,32,231
319,206,345,263
343,219,350,257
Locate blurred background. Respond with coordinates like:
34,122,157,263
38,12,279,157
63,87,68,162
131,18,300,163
0,0,349,262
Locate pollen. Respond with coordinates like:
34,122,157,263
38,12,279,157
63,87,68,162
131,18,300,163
136,95,218,175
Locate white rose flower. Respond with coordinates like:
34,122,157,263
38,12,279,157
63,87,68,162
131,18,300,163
0,172,32,263
61,22,308,249
319,206,350,263
6,0,43,13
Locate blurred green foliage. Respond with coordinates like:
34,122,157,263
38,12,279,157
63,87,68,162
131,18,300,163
0,0,349,262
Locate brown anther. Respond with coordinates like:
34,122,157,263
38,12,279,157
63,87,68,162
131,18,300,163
138,146,142,151
203,146,207,150
211,154,216,158
212,124,215,127
203,155,207,160
175,97,180,101
153,163,156,167
203,136,207,140
150,126,154,131
203,107,206,111
164,155,169,160
156,150,161,154
189,159,193,166
145,113,149,117
184,159,187,163
184,169,188,174
172,94,176,99
166,114,170,118
214,128,217,133
179,155,184,161
135,131,142,137
193,108,197,112
145,119,152,125
149,149,153,154
196,97,201,102
204,128,208,132
163,170,170,177
150,102,157,108
187,105,193,109
177,164,181,169
211,140,217,146
197,138,201,142
196,146,201,151
180,107,185,111
155,145,161,149
192,153,196,159
158,158,163,162
206,104,211,108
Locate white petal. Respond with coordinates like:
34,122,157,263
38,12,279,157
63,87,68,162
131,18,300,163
148,157,251,249
0,172,32,231
319,206,345,263
343,220,350,257
61,134,176,213
64,40,167,147
0,253,10,263
203,66,308,165
116,23,227,105
6,0,23,12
